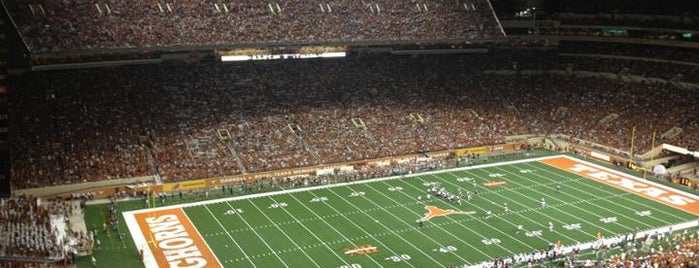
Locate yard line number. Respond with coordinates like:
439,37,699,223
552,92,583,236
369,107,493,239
434,246,457,253
456,177,474,182
310,196,329,202
563,223,581,230
225,208,244,215
384,254,411,262
349,191,365,197
599,217,618,223
268,202,288,209
481,238,501,245
636,210,652,217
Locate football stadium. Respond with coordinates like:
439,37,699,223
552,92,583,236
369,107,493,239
0,0,698,267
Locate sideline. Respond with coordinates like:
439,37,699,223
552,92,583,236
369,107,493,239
124,154,699,268
124,154,561,268
125,154,562,214
467,155,699,268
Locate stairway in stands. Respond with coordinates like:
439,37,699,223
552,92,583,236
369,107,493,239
0,13,9,197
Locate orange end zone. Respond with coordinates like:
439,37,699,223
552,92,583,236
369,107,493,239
133,208,222,268
540,156,699,215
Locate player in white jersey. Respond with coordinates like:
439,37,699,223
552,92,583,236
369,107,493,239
540,198,546,208
516,224,523,234
548,221,554,231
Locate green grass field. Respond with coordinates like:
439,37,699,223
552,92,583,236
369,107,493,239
121,155,699,268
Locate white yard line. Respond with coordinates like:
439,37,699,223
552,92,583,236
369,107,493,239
435,172,588,243
122,212,158,268
277,193,385,267
524,161,690,222
465,157,699,268
527,162,681,223
204,205,257,267
125,155,565,214
359,183,480,263
222,202,291,268
304,189,417,268
121,155,563,267
179,209,225,267
560,155,699,201
327,186,457,266
121,154,699,268
493,165,663,229
202,201,417,234
245,199,323,267
266,195,352,266
464,167,619,235
468,221,699,268
406,174,575,247
380,177,531,253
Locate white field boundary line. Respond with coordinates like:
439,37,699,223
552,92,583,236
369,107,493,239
124,154,698,267
467,155,699,268
303,190,418,267
522,161,687,223
468,220,699,268
428,173,584,244
123,208,227,268
245,199,322,267
122,212,158,268
203,205,256,267
124,154,563,215
559,155,699,201
123,155,559,267
223,202,290,267
180,208,225,268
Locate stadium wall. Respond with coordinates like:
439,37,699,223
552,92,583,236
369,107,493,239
16,138,697,200
14,143,524,199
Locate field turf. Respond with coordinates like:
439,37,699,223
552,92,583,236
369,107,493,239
123,155,699,268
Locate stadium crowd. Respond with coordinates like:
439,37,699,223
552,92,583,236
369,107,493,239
599,230,699,268
480,46,699,84
0,197,66,263
9,53,698,189
480,228,699,267
5,0,503,52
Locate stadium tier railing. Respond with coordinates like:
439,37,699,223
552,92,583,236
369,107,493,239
13,143,524,199
15,136,698,200
14,175,155,199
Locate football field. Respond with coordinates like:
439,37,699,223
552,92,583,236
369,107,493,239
124,155,699,268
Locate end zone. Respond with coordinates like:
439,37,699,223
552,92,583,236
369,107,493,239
540,155,699,215
124,208,222,268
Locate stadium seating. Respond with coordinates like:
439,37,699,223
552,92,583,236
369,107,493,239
8,53,698,188
0,197,72,263
4,0,503,52
602,232,699,267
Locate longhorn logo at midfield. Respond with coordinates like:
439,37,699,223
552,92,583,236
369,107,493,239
421,206,475,221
